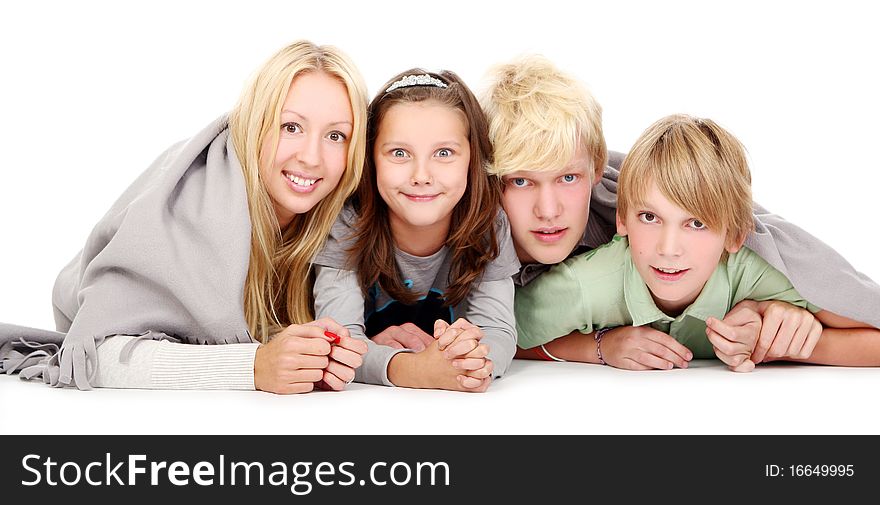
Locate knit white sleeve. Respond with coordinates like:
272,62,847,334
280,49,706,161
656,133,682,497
93,335,258,390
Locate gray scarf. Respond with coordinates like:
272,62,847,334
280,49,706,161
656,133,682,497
0,116,255,388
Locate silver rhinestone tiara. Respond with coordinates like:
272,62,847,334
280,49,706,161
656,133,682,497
385,73,448,93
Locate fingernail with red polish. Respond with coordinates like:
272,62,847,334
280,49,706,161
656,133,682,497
324,331,341,344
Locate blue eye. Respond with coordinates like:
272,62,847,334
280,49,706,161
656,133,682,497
436,148,452,157
560,174,578,183
391,148,407,158
509,178,528,188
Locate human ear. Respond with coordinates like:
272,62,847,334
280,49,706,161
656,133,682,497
592,167,602,187
725,232,747,253
616,211,628,236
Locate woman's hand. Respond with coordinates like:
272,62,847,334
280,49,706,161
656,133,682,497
254,323,334,394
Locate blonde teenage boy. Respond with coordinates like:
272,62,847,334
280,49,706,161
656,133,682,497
481,55,880,370
514,115,880,370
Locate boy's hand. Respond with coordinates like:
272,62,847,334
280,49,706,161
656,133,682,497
371,323,434,351
600,326,692,370
706,306,760,372
751,301,823,363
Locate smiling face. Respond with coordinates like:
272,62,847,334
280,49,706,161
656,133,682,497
500,146,593,264
617,181,743,315
260,71,353,229
374,100,470,248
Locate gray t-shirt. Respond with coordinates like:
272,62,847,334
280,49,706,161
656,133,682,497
313,205,521,386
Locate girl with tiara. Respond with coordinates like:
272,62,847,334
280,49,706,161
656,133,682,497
313,70,520,392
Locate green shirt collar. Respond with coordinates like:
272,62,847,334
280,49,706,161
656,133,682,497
622,244,731,326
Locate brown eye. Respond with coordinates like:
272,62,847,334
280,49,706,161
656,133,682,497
282,122,302,134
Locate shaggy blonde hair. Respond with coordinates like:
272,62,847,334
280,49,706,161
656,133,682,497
618,114,754,249
481,54,606,182
229,40,367,342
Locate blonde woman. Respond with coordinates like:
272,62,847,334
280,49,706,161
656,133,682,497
0,40,369,394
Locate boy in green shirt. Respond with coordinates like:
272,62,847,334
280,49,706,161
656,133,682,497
516,115,880,371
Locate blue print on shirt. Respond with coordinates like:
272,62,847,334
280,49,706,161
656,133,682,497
365,284,454,337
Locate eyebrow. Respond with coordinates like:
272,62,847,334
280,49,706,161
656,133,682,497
637,205,702,223
634,203,660,216
562,167,588,174
436,141,462,149
380,142,413,150
380,141,462,149
281,109,352,128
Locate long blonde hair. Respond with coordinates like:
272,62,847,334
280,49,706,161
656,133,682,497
229,40,367,343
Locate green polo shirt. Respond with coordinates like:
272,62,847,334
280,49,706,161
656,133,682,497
515,234,822,358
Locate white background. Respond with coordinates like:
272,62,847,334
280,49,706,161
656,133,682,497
1,0,879,434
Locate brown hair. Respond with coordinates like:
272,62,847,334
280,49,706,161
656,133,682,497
350,69,501,307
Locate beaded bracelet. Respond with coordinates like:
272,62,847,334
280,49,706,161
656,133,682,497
594,327,614,365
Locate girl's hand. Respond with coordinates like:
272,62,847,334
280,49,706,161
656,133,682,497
371,323,434,351
434,318,483,357
254,323,334,394
387,341,492,393
452,342,493,390
600,326,692,370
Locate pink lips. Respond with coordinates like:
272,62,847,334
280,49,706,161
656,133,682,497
403,193,439,202
530,227,567,243
651,266,689,282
